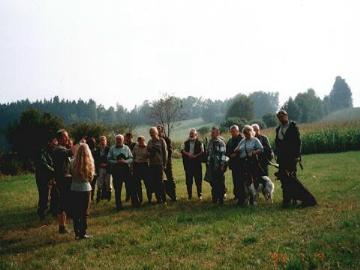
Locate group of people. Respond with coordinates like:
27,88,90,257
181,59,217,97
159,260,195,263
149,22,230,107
34,110,317,240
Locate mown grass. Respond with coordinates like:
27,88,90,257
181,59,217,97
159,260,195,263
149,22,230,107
1,152,360,269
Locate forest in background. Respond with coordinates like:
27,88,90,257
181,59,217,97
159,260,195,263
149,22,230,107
0,75,354,149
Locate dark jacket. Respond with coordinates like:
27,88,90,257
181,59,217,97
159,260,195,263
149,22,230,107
275,121,301,160
182,139,203,170
255,134,273,164
226,134,243,170
94,146,110,173
125,142,136,152
53,145,73,182
35,148,55,180
163,136,173,158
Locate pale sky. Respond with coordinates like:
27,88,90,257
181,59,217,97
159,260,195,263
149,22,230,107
0,0,359,109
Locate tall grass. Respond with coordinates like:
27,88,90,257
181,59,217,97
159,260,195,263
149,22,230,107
263,121,360,155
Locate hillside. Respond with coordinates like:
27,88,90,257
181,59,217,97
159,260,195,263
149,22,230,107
134,118,214,141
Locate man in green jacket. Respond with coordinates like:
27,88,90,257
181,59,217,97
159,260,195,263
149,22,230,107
108,134,133,210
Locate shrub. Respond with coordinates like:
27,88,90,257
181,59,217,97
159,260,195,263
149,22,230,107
220,117,248,132
262,113,278,128
249,119,267,129
0,152,27,175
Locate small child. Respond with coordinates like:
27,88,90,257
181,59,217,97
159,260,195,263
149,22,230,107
70,143,95,240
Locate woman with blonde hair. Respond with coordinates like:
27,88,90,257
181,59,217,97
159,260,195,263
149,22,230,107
71,143,95,239
234,125,264,206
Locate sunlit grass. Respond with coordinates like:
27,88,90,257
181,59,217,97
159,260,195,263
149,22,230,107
0,151,360,269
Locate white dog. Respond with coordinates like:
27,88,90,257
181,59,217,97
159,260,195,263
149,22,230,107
256,176,275,203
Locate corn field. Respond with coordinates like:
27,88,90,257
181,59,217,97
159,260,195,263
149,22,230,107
263,121,360,155
171,121,360,156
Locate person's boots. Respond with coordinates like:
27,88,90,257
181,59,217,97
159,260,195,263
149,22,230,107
187,185,192,200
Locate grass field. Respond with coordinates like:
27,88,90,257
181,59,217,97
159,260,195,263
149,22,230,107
1,151,360,269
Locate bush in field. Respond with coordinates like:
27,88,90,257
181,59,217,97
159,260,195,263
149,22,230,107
0,152,25,175
197,126,210,138
68,122,109,143
262,113,278,128
225,94,254,121
249,119,267,129
220,117,247,132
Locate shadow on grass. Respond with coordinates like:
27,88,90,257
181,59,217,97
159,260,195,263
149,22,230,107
0,197,316,257
0,207,39,231
90,197,310,227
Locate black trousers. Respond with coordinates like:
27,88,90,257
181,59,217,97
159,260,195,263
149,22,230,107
237,159,259,205
210,169,225,203
55,177,72,215
164,160,176,201
185,163,202,198
49,183,59,216
230,165,242,199
149,164,166,203
71,191,90,237
90,176,97,201
133,162,152,203
260,162,269,177
35,177,49,218
278,157,317,206
112,168,130,209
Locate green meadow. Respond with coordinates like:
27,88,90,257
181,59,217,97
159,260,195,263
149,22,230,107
0,151,360,269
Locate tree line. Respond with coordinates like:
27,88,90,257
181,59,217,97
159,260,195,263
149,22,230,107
0,75,353,150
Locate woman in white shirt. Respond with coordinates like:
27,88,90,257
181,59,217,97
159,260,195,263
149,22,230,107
71,143,95,240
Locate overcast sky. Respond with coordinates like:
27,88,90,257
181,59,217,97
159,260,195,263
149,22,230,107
0,0,359,109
